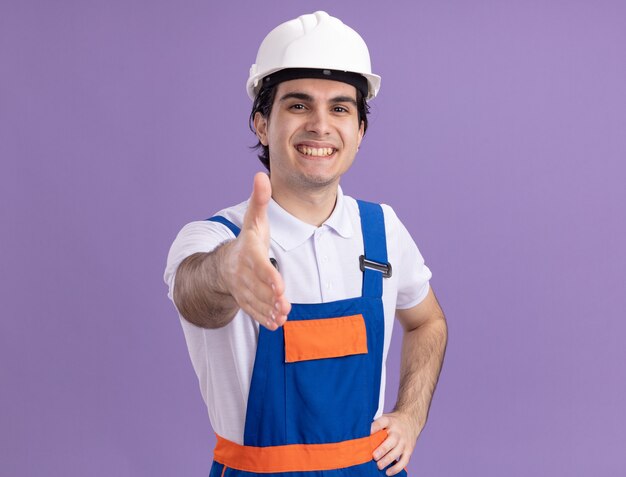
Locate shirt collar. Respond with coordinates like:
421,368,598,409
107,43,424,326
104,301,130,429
267,185,354,251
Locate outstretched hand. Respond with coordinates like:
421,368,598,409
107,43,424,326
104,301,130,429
222,172,291,330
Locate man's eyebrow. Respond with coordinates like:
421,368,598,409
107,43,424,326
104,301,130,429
279,92,358,107
330,96,358,107
279,92,314,102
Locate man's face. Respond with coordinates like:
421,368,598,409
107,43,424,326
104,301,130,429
254,78,364,194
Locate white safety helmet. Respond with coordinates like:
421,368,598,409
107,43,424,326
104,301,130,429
246,11,381,101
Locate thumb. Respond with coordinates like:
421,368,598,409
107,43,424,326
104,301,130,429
370,416,389,435
244,172,272,231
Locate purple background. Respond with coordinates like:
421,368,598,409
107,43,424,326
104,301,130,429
2,1,625,475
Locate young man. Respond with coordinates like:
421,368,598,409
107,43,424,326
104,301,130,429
164,11,447,477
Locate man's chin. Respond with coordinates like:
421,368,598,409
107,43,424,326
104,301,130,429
294,174,341,190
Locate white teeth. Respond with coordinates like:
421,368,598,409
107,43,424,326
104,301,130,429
297,146,334,157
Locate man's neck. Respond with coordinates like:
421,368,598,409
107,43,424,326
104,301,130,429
271,182,339,227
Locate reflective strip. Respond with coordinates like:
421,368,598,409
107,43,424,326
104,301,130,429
283,314,368,363
214,429,387,473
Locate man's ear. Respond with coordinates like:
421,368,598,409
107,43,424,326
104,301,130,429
254,112,269,146
357,120,365,149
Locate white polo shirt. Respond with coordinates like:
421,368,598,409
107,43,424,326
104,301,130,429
164,186,432,445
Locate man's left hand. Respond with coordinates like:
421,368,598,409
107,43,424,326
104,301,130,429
371,411,421,476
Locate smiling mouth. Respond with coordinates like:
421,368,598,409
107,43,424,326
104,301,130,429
295,145,337,157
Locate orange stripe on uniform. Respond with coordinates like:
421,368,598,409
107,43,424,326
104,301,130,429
283,314,368,363
214,429,387,473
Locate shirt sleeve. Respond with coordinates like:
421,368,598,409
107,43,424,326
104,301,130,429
382,205,433,310
163,220,236,302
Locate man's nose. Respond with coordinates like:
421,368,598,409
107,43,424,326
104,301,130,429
305,109,331,136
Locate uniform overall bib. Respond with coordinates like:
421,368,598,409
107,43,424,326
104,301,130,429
206,201,406,477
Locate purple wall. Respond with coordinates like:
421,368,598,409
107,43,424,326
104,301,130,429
2,1,625,475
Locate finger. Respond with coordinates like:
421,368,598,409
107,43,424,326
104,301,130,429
267,296,290,328
244,172,272,231
239,239,282,287
237,287,277,327
371,416,389,435
263,316,280,331
239,275,290,330
372,433,398,462
385,453,409,476
272,289,291,316
262,268,291,317
273,311,289,327
237,254,290,328
376,443,403,472
239,252,283,299
240,266,276,303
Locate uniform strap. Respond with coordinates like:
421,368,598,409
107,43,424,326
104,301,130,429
356,200,389,299
207,216,241,237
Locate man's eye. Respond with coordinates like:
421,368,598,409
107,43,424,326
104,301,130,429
334,106,349,113
290,104,305,110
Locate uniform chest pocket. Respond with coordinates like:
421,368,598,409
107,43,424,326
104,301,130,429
283,313,372,442
283,314,368,363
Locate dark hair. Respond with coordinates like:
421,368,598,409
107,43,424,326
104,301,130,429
248,83,371,171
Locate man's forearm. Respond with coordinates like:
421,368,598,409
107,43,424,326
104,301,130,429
394,315,448,430
173,241,239,329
